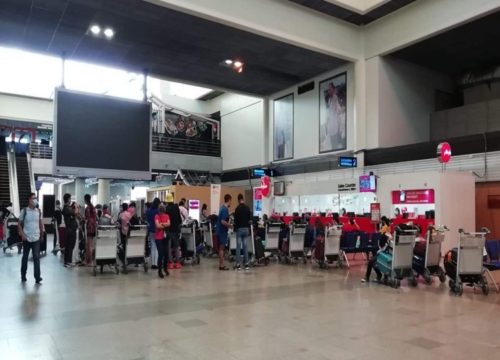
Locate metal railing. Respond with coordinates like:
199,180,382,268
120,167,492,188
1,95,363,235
29,143,53,159
152,135,221,157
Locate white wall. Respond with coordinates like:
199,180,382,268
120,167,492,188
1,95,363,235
376,56,453,147
268,63,355,162
0,93,53,123
206,93,265,171
151,151,222,172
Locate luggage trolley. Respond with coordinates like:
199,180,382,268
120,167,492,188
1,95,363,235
445,228,491,296
123,225,149,274
3,216,22,254
324,226,343,268
93,225,119,276
200,220,215,256
283,223,307,264
265,222,283,259
413,225,448,284
377,227,418,289
181,222,201,265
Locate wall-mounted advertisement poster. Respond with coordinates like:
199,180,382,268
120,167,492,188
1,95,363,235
319,72,347,153
273,93,294,161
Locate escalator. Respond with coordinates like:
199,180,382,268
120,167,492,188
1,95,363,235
16,155,32,209
0,154,10,205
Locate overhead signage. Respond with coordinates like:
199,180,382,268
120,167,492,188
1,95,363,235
252,168,266,177
338,156,357,168
392,189,435,204
338,183,357,192
437,142,452,164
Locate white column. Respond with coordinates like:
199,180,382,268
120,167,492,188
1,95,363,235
97,179,110,206
74,178,85,206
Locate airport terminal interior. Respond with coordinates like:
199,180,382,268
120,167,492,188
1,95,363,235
1,0,500,359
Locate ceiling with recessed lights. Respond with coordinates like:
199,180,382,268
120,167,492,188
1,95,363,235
0,0,346,96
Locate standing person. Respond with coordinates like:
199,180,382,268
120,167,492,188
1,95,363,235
118,203,132,269
216,194,232,271
84,194,97,267
179,199,189,223
146,198,161,269
62,193,78,268
233,194,252,270
201,203,209,221
18,193,44,283
54,200,64,251
154,204,170,278
165,194,182,270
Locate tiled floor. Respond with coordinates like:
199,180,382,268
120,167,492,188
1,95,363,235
1,239,500,360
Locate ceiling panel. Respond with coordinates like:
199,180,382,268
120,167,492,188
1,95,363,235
0,0,346,95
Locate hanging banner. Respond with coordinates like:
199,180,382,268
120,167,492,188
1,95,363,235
370,203,381,223
210,184,221,215
253,188,263,216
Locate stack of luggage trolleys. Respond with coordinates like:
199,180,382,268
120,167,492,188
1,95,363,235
93,225,120,276
444,228,491,296
121,224,149,274
376,225,418,289
181,221,202,266
281,223,307,264
412,225,448,284
315,225,343,269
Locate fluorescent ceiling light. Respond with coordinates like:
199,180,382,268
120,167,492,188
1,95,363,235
90,25,101,35
233,61,243,68
168,81,212,100
103,28,114,39
224,59,233,65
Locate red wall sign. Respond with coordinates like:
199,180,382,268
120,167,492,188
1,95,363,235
254,188,263,200
391,189,435,204
260,175,271,197
370,203,381,223
437,142,452,163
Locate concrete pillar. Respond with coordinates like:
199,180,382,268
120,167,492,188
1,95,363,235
74,178,85,206
97,179,110,206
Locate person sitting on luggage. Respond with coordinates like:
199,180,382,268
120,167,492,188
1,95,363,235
361,233,390,283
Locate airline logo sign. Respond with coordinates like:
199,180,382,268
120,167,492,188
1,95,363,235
437,142,452,164
260,176,271,197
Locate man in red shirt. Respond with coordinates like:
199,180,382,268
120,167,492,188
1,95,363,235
154,204,170,278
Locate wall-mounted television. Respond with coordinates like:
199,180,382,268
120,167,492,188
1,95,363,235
53,88,151,180
274,181,286,196
359,175,376,192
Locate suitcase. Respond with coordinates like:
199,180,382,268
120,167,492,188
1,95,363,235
254,237,265,260
412,254,425,274
376,250,393,275
413,241,426,258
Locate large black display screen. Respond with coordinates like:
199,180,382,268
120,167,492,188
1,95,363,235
54,89,151,180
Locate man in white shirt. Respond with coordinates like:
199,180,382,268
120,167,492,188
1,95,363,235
18,193,44,284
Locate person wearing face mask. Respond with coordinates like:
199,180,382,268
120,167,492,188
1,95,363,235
18,193,44,284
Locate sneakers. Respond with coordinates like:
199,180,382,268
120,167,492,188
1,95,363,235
244,264,250,271
167,262,174,270
35,278,42,285
361,278,368,283
64,263,74,268
158,270,164,279
174,262,182,269
235,264,241,271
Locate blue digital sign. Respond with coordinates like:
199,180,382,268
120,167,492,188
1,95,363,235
338,157,357,168
252,169,266,177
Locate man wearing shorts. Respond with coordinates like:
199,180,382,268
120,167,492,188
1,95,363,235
216,194,232,271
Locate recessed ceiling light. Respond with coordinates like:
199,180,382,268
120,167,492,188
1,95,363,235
90,25,101,35
234,61,243,68
224,59,233,65
103,28,115,39
237,66,244,74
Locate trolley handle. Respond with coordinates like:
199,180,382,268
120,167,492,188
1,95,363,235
458,227,490,236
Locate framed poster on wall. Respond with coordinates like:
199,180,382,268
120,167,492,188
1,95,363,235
273,93,294,161
319,72,347,153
